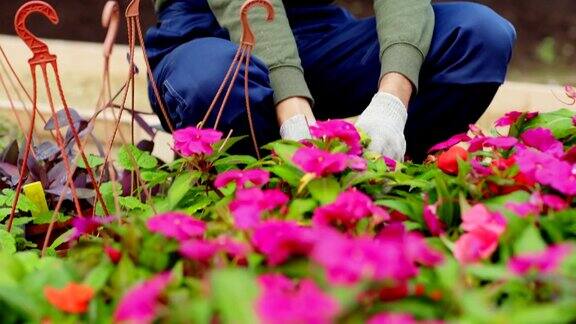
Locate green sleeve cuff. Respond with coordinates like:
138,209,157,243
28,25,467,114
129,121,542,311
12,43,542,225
380,43,425,92
268,66,314,106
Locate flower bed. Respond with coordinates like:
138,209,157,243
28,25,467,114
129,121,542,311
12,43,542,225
1,108,576,323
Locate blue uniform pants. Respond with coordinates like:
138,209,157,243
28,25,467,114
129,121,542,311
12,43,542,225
145,1,516,160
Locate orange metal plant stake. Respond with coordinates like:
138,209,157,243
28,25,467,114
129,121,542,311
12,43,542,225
201,0,275,159
7,1,110,232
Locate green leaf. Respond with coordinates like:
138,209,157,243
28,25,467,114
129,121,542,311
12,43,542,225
210,268,259,324
118,144,158,171
514,225,547,254
213,155,258,167
269,164,303,187
167,172,199,209
523,109,576,139
286,199,317,221
467,264,510,281
0,229,16,255
118,196,149,211
33,211,70,225
0,286,41,320
141,170,170,185
84,261,113,292
77,153,104,169
307,177,340,204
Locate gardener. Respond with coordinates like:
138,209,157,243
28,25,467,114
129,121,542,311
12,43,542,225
146,0,516,161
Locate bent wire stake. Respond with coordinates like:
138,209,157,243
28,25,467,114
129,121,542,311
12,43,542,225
201,0,275,159
7,1,110,232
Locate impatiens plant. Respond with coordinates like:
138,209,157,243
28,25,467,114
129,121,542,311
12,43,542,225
1,109,576,323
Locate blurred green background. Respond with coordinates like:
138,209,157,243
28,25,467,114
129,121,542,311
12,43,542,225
0,0,574,83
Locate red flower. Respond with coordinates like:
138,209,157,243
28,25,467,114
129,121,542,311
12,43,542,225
437,146,468,175
104,246,122,264
44,283,94,314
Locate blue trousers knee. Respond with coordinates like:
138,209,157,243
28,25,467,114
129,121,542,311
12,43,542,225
145,1,516,160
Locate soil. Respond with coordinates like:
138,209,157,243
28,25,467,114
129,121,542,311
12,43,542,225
0,0,574,78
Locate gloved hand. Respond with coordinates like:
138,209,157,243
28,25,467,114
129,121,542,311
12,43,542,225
279,114,316,142
355,92,408,161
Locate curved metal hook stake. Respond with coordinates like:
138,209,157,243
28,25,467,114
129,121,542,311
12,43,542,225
102,1,120,58
240,0,275,46
14,1,59,65
125,0,141,18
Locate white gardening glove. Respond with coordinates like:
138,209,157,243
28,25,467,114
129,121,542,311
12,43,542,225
355,92,408,161
279,114,316,142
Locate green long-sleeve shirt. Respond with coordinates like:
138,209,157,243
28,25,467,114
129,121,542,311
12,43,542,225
154,0,434,105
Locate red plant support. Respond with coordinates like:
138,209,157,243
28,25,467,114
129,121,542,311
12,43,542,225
7,1,110,232
201,0,275,159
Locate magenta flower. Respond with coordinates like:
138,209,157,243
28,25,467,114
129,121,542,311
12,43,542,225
495,111,523,127
423,203,445,236
383,156,398,171
214,169,270,189
506,192,569,217
292,147,348,177
215,236,251,260
516,148,576,195
147,212,206,242
521,128,564,156
454,229,501,264
379,223,444,267
252,220,316,265
257,274,340,324
310,120,362,155
461,205,507,236
494,111,538,127
428,133,471,153
312,188,389,230
471,159,492,177
230,188,289,229
312,229,410,284
114,273,171,324
179,239,218,262
173,127,222,156
69,216,116,241
508,244,572,276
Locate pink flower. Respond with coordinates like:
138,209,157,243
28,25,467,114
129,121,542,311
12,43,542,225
423,204,445,236
508,244,572,276
494,111,538,127
252,220,316,266
347,155,368,171
516,148,576,195
173,127,222,156
468,136,518,153
230,188,289,229
312,188,389,230
454,229,500,264
428,133,471,153
383,156,398,171
292,147,348,177
471,159,492,177
147,212,206,242
521,128,564,156
214,169,270,189
179,239,218,262
368,313,417,324
380,223,444,267
70,216,115,241
495,111,523,127
461,205,507,236
114,273,171,323
214,236,251,260
506,192,569,216
310,120,362,155
257,274,339,324
454,204,507,264
312,224,441,285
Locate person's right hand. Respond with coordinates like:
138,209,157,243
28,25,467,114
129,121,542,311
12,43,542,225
277,97,316,141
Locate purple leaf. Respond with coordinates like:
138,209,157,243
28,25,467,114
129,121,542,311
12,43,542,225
44,108,83,130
